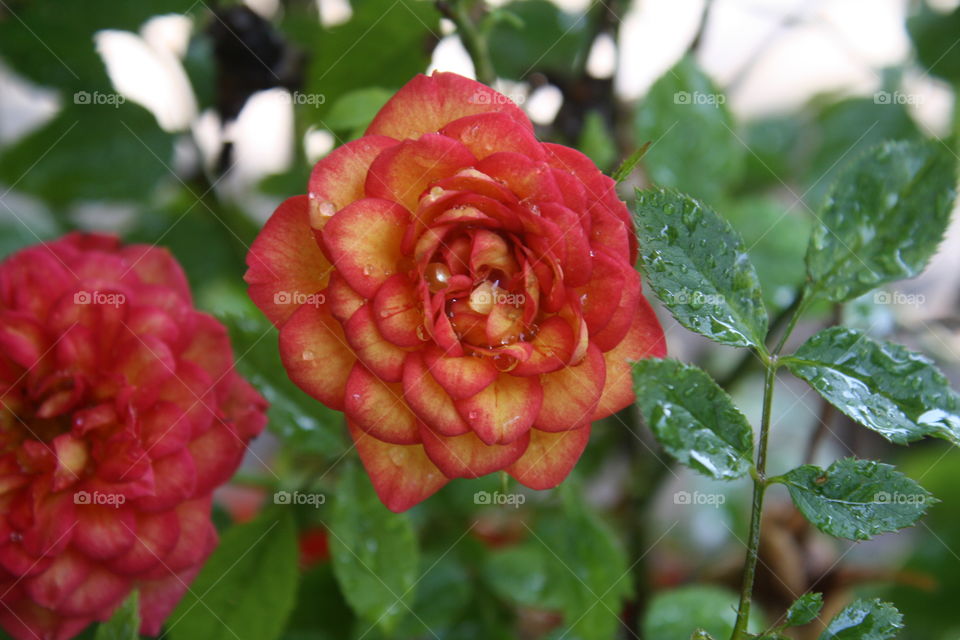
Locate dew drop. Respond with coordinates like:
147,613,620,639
363,264,376,276
302,350,316,361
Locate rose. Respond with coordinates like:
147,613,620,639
246,72,665,512
0,234,267,640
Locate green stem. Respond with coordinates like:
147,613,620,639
438,0,497,86
730,288,811,638
771,287,810,356
731,356,777,639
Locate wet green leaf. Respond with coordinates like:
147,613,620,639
634,187,768,349
633,359,753,480
819,599,903,640
785,592,824,627
777,458,934,541
805,139,958,303
633,56,744,202
784,327,960,445
329,463,419,635
169,510,299,640
804,96,920,205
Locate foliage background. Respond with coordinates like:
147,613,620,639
2,0,960,638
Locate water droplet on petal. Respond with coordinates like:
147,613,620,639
302,350,315,361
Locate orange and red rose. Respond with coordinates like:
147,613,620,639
246,72,665,512
0,234,266,640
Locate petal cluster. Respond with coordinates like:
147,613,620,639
0,234,267,639
246,72,665,512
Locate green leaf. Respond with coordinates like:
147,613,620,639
784,327,960,445
95,591,139,640
506,499,632,640
611,141,651,184
577,110,617,172
723,197,811,312
324,87,393,133
738,115,803,191
908,2,960,82
784,592,824,627
169,510,299,640
634,187,768,349
329,462,419,634
483,544,563,609
0,101,174,206
777,458,934,541
0,0,196,91
283,0,437,122
547,505,632,640
805,139,958,303
633,56,744,202
804,96,920,205
643,586,746,640
819,599,903,640
633,359,753,480
487,0,591,80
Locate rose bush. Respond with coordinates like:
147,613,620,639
246,72,665,512
0,234,267,639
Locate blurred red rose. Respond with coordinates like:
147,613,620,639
0,234,267,639
246,72,665,512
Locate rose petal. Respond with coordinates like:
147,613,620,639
420,423,529,479
344,363,420,445
423,346,498,400
594,296,667,419
345,304,407,382
348,422,447,512
309,135,397,212
365,133,476,212
401,352,470,437
279,302,356,411
535,343,605,432
321,198,408,298
245,195,331,326
372,274,423,348
440,112,545,160
367,71,531,140
507,425,591,490
456,374,542,445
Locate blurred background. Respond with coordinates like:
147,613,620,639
2,0,960,638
